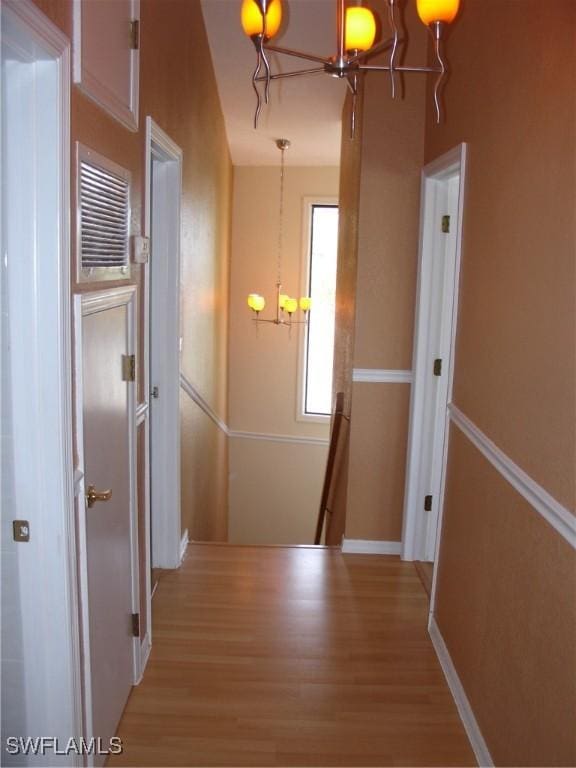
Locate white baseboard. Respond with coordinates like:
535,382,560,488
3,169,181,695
136,632,151,684
341,539,402,555
180,529,189,562
429,617,493,767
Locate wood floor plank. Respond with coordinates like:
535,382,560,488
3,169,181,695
109,544,475,767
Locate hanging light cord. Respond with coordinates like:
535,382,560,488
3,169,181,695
277,143,285,286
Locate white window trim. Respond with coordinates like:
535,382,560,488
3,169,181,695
296,195,339,425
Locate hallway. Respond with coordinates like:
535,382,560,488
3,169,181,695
110,545,475,766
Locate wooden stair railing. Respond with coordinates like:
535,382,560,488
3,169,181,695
315,392,349,545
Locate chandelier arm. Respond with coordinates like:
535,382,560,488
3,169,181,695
252,318,290,325
260,41,272,104
387,0,399,99
347,37,398,65
255,67,326,82
345,76,357,96
257,11,272,104
251,49,263,129
349,74,358,140
336,0,345,64
277,146,285,288
357,64,441,73
431,22,447,124
263,44,331,66
275,281,281,324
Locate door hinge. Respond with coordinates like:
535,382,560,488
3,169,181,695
131,613,140,637
130,19,140,50
441,215,450,233
433,358,442,377
424,495,433,512
122,354,136,382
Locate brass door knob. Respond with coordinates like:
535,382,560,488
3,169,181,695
86,484,113,508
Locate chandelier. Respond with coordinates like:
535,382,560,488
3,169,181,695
240,0,460,130
247,139,312,326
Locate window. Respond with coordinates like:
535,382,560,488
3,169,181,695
301,202,339,418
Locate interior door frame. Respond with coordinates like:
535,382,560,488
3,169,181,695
73,285,140,754
401,143,468,563
1,0,84,758
144,116,183,570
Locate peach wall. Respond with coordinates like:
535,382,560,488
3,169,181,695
140,0,232,430
180,394,228,542
139,0,232,541
424,0,575,511
229,439,328,546
228,165,338,544
333,91,363,411
437,428,576,766
329,92,363,545
346,383,411,541
340,2,427,543
426,2,576,764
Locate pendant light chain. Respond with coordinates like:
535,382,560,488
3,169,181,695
246,137,311,325
277,142,285,286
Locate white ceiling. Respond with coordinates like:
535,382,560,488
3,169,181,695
200,0,345,166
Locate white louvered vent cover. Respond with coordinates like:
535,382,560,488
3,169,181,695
80,160,129,269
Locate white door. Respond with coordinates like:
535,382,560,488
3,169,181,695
402,144,467,563
1,2,81,763
73,0,140,129
145,118,182,569
77,288,138,762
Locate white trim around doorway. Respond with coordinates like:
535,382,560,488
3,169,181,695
73,285,141,746
402,143,468,564
144,117,183,581
1,0,83,756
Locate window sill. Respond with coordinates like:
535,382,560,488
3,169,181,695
296,412,330,425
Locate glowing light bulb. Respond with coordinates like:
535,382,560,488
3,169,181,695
247,293,266,312
416,0,460,26
241,0,282,39
299,297,312,312
284,297,298,314
345,7,376,52
279,293,289,309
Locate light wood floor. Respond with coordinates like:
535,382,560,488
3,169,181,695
110,544,475,767
414,561,434,598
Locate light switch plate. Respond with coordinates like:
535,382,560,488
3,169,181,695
13,520,30,542
131,235,150,264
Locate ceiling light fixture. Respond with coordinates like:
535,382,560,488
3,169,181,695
241,0,460,132
247,139,312,328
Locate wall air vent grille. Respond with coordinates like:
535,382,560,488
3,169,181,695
80,159,129,269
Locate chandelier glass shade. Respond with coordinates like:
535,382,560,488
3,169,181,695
240,0,282,39
247,139,312,327
241,0,461,130
344,7,377,53
416,0,460,25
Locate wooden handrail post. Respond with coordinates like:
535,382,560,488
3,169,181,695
315,392,347,545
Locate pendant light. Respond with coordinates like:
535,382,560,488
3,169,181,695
241,0,461,132
247,139,311,326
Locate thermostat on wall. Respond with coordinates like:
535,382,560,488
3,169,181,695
131,235,150,264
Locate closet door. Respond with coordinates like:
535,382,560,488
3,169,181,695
73,0,140,130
